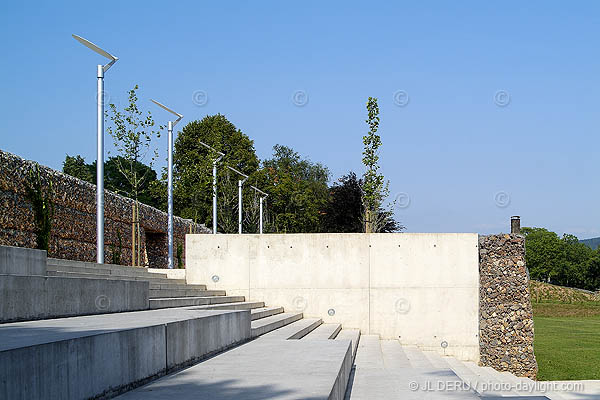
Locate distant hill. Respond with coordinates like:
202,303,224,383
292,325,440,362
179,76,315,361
580,237,600,250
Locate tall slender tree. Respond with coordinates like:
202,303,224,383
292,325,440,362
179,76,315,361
105,85,162,266
361,97,393,232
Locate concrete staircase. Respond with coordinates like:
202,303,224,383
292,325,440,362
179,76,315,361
117,314,357,400
2,245,595,400
0,245,354,399
345,335,589,400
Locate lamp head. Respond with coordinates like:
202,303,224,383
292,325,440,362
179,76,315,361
151,99,183,126
72,34,118,72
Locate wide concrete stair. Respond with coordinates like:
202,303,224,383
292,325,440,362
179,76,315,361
1,245,355,400
344,335,585,400
47,258,246,311
117,310,357,400
1,246,258,322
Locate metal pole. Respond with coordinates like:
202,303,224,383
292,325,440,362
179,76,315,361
96,64,104,264
259,196,263,234
167,121,174,269
212,160,217,234
238,180,243,234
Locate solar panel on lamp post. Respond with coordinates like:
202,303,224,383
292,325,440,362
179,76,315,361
226,166,249,234
199,142,225,234
150,99,183,269
72,34,118,264
250,185,268,234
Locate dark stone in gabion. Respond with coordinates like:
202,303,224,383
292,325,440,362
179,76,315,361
0,149,210,268
479,234,538,379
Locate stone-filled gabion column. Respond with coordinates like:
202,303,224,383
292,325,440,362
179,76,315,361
479,234,538,379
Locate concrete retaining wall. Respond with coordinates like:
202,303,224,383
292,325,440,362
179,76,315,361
0,310,251,400
186,233,480,361
0,245,46,276
148,267,186,280
0,275,149,322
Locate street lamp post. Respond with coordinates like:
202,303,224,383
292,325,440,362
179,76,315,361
250,185,268,234
199,142,224,234
72,34,118,264
226,166,249,234
150,99,183,269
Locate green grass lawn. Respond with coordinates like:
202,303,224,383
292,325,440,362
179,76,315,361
533,303,600,381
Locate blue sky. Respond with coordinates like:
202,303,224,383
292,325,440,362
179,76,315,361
1,1,598,237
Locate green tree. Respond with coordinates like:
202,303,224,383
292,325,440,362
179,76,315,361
259,145,329,233
105,85,162,265
173,114,259,231
63,155,94,183
362,97,393,233
62,155,165,212
523,227,600,290
322,172,402,233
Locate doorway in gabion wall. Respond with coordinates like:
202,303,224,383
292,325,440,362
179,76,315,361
145,230,168,268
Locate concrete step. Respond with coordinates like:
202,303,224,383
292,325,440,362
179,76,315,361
302,323,341,340
250,306,284,321
443,356,481,391
148,289,226,299
353,334,384,369
380,340,412,369
421,350,451,369
47,263,168,279
462,360,519,396
47,258,170,276
0,274,148,323
481,366,533,396
260,318,322,340
250,312,303,337
188,301,265,312
116,334,353,400
402,345,434,369
149,283,206,290
335,329,361,361
0,308,251,400
149,295,245,309
347,337,481,400
46,270,185,285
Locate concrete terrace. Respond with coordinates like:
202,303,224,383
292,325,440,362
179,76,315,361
1,244,598,399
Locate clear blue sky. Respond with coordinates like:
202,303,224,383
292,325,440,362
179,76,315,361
1,1,598,237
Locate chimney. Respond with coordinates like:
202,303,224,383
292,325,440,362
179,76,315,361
511,216,521,234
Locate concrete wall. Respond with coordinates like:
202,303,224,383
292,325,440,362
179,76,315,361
0,245,46,276
0,275,149,322
148,267,186,280
186,233,480,361
0,310,250,400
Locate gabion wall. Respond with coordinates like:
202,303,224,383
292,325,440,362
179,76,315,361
0,149,209,268
479,234,538,379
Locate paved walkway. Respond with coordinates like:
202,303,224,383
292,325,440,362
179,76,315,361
345,335,599,400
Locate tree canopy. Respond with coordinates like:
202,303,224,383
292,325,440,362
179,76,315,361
62,155,164,211
173,114,259,230
523,227,600,291
64,110,403,235
258,145,330,233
